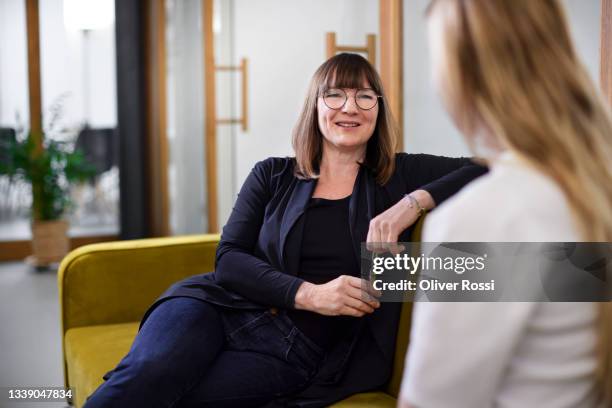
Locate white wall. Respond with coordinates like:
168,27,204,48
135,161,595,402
230,0,379,203
563,0,601,84
402,0,601,158
403,0,468,157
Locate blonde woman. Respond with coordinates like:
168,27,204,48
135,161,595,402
398,0,612,407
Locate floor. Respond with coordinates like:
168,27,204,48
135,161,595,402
0,261,69,407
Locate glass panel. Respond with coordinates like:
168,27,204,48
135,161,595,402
165,0,378,233
214,0,235,229
39,0,119,237
0,0,31,241
166,0,207,235
216,0,379,226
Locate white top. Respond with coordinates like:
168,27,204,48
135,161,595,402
399,153,599,408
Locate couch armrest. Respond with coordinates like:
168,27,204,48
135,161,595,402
58,234,220,335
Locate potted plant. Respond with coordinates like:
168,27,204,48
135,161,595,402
0,130,95,267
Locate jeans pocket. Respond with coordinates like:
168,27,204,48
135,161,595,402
283,328,320,378
224,310,271,339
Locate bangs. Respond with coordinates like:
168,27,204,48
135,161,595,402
318,53,380,92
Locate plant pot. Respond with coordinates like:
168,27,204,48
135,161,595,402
30,220,70,266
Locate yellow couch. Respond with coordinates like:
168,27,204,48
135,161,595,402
58,234,415,407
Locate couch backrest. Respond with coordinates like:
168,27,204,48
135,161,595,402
384,215,426,397
59,234,220,333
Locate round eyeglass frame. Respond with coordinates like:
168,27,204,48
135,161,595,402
320,88,382,111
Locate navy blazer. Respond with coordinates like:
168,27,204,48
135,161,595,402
142,153,486,407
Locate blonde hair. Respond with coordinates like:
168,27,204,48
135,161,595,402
427,0,612,403
292,53,398,185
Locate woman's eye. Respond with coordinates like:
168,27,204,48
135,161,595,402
358,94,374,100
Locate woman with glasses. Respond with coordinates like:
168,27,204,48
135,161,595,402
85,53,485,408
399,0,612,407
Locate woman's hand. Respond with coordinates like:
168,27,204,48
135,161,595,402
366,189,434,252
294,276,381,317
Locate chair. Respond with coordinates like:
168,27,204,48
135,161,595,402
0,127,27,221
71,127,119,224
0,127,16,166
73,126,118,181
59,226,423,407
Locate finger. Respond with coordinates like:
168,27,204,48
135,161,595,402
384,229,398,244
345,277,382,299
379,220,389,241
389,242,405,256
366,225,374,249
344,296,375,314
359,279,383,299
346,285,380,308
369,222,383,253
382,227,405,255
339,305,366,317
344,275,368,289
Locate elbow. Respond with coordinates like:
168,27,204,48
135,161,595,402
214,253,232,287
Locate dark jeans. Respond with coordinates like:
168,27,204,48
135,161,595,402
83,297,325,408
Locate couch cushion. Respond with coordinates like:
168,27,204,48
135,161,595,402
65,322,139,407
65,322,398,408
330,391,397,407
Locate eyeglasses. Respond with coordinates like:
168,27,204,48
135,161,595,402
321,88,382,111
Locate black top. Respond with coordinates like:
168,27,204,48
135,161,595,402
287,195,359,350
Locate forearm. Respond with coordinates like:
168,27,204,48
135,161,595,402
294,281,316,311
407,189,436,210
417,159,486,205
215,247,304,308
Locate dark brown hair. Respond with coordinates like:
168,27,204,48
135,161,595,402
292,53,399,185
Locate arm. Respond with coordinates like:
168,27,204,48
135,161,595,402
217,159,381,314
402,153,487,206
367,154,486,244
214,159,304,308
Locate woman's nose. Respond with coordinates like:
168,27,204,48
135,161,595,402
342,94,359,113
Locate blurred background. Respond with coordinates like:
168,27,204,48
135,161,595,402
0,0,605,245
0,0,609,405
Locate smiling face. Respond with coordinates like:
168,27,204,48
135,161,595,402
317,78,379,153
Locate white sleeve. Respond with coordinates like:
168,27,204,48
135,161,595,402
399,302,535,408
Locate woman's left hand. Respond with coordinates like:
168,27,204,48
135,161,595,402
366,189,434,251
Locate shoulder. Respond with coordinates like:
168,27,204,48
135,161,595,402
423,159,578,241
395,152,451,166
394,152,472,166
250,157,295,182
253,156,294,174
247,157,298,196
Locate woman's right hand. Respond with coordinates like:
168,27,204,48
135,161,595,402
294,276,381,317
